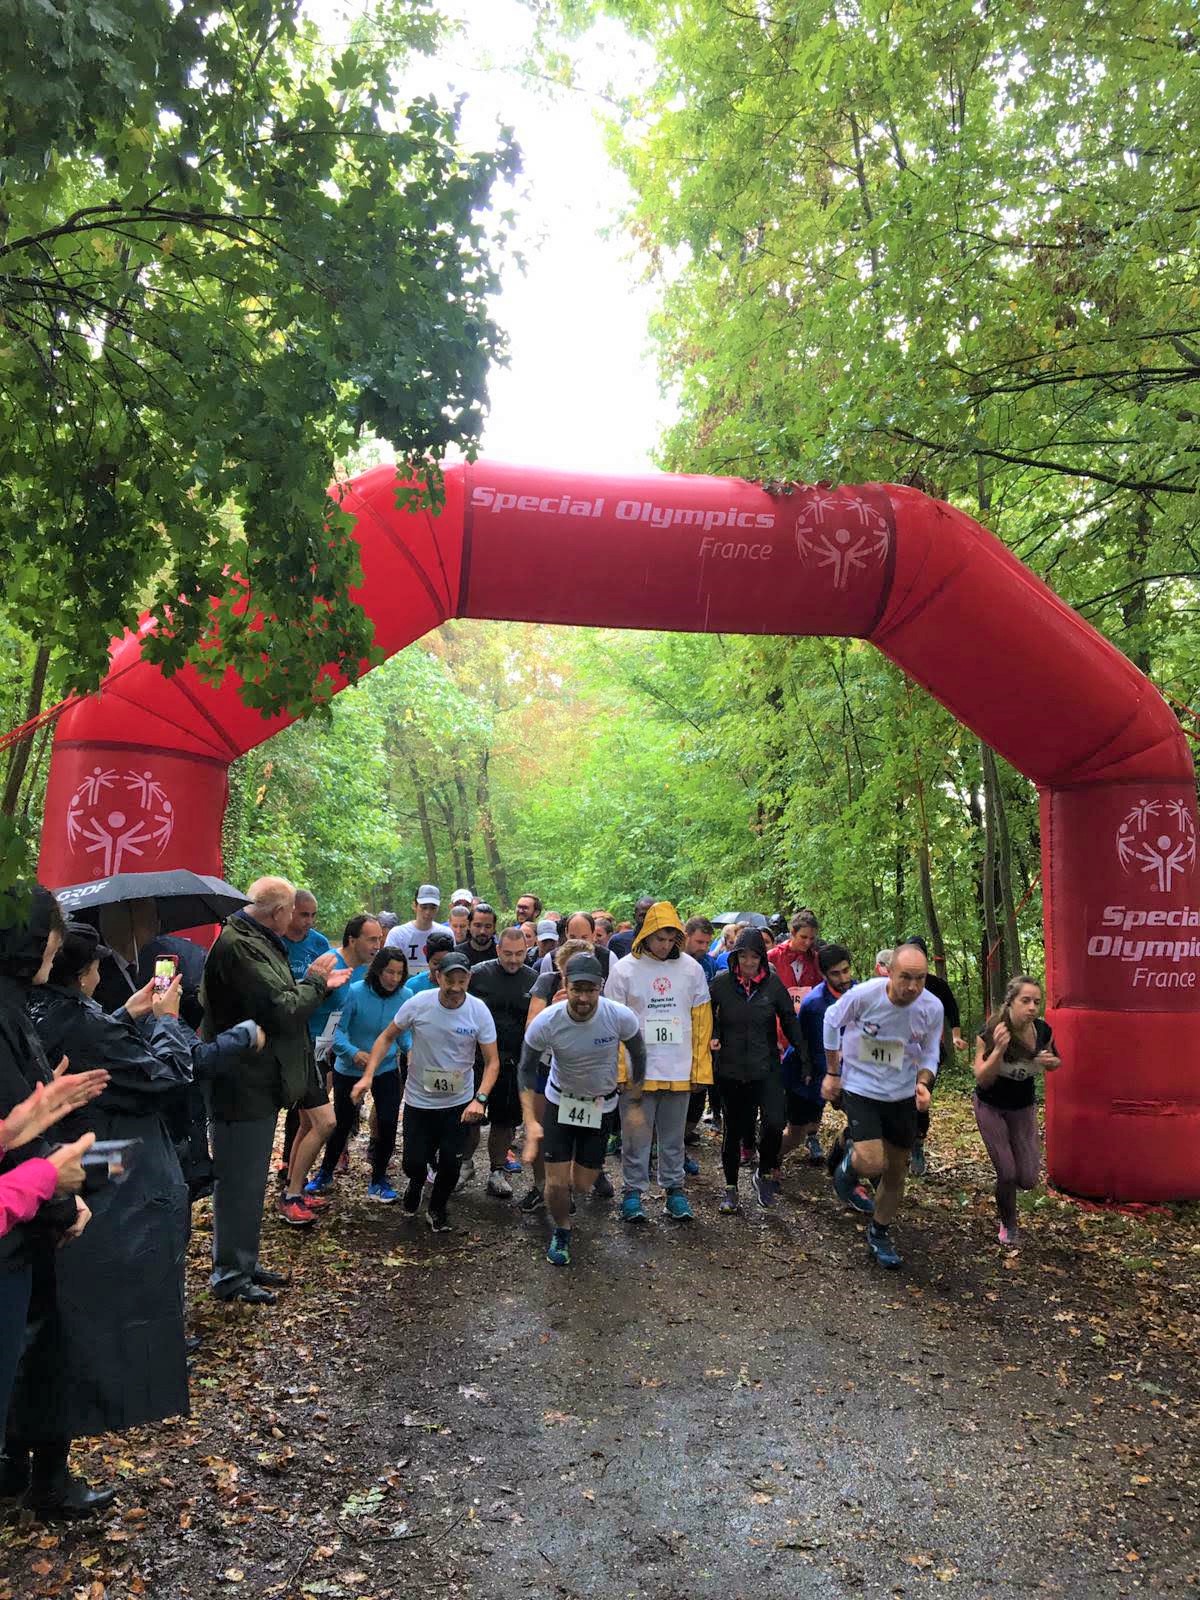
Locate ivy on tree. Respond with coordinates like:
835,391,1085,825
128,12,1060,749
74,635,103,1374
0,0,518,710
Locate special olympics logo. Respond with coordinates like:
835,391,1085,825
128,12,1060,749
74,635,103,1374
65,767,175,877
652,976,671,996
793,491,890,590
1115,798,1197,894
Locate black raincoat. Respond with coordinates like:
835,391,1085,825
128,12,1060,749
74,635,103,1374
8,987,194,1441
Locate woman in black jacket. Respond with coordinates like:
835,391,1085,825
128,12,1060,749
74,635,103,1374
6,921,193,1519
708,928,803,1213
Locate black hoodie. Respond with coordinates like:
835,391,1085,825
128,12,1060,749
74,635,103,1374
708,927,803,1083
0,885,76,1267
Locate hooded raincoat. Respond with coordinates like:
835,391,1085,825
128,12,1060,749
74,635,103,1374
708,928,803,1083
606,902,712,1091
7,986,195,1442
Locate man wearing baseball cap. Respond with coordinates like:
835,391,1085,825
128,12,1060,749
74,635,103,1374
384,885,451,977
449,888,475,910
517,953,645,1267
354,951,498,1233
526,917,559,970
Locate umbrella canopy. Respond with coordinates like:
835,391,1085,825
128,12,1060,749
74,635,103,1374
710,911,771,929
51,869,248,934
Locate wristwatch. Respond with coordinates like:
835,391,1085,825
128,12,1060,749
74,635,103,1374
475,1090,489,1106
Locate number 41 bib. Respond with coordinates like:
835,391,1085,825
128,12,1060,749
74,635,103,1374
861,1035,905,1070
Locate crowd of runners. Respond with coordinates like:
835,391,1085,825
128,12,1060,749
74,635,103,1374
260,881,1061,1275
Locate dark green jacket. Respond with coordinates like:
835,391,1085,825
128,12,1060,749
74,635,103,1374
201,912,327,1121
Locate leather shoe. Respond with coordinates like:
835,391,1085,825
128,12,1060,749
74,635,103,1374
185,1334,203,1355
220,1284,277,1306
0,1451,30,1500
27,1478,117,1521
252,1268,291,1288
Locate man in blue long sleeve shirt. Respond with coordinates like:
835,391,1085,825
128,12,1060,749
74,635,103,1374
783,942,855,1165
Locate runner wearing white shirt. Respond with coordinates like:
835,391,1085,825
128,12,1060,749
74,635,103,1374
821,944,943,1269
384,883,452,977
517,953,645,1266
355,952,498,1232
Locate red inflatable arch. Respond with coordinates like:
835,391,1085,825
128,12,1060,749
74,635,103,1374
37,462,1200,1201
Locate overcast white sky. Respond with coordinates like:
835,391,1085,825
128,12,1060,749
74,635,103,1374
318,0,671,472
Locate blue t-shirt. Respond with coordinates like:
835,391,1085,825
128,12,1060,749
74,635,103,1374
282,928,332,982
333,978,411,1075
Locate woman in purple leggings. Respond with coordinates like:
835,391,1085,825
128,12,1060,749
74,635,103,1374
973,976,1060,1247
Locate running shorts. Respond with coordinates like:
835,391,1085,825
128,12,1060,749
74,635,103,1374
840,1090,918,1151
297,1053,330,1110
541,1099,607,1169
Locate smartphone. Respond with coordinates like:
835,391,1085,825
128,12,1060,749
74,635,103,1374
153,955,178,994
81,1138,141,1183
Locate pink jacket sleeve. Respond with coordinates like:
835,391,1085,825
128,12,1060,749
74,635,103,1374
0,1159,57,1240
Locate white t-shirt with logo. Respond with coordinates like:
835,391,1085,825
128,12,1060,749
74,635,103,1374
385,918,452,975
392,988,497,1109
605,952,710,1085
822,976,943,1102
525,997,642,1112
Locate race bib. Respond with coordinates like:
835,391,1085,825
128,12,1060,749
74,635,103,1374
647,1016,683,1047
861,1035,905,1070
558,1093,603,1129
422,1063,471,1096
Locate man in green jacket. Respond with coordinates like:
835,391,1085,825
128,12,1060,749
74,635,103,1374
201,877,349,1303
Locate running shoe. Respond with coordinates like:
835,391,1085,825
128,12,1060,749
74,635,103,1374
455,1163,476,1193
867,1221,902,1269
805,1133,824,1165
299,1190,331,1213
998,1222,1020,1248
304,1171,334,1196
368,1182,399,1204
718,1187,740,1215
909,1141,928,1178
427,1208,451,1234
335,1148,351,1175
664,1188,693,1222
592,1171,614,1199
546,1228,572,1267
401,1178,422,1217
519,1185,544,1214
503,1150,523,1174
276,1196,316,1227
621,1191,648,1226
751,1170,778,1210
274,1162,289,1189
833,1150,875,1214
486,1170,513,1199
684,1128,701,1148
683,1155,700,1177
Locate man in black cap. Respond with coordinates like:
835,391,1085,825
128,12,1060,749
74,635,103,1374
517,953,646,1267
354,951,498,1233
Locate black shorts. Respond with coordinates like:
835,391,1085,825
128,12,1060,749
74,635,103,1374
542,1099,607,1169
841,1090,917,1151
297,1054,330,1110
483,1061,521,1129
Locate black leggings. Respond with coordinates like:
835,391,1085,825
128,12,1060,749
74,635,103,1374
688,1082,723,1125
719,1076,784,1185
320,1071,401,1184
402,1103,469,1213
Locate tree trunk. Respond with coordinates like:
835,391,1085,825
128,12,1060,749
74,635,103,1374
917,842,948,975
408,763,439,885
893,799,905,942
430,786,464,888
991,758,1023,976
1120,496,1152,674
452,773,478,891
2,644,51,817
980,743,1002,1014
476,755,509,909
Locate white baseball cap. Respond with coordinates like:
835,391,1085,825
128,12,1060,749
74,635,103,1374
536,919,559,942
415,884,441,906
450,887,474,907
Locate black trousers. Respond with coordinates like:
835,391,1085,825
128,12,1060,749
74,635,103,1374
321,1069,402,1184
402,1103,469,1212
718,1076,785,1185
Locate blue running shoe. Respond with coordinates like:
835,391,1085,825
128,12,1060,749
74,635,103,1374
751,1170,778,1210
368,1182,398,1204
304,1171,333,1196
503,1149,523,1174
833,1150,875,1214
621,1191,648,1225
664,1188,693,1221
683,1154,700,1177
546,1228,572,1267
867,1222,902,1269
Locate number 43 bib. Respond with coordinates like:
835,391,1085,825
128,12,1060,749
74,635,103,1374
422,1063,471,1096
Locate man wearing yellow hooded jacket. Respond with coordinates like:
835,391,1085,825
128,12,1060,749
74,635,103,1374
606,902,713,1223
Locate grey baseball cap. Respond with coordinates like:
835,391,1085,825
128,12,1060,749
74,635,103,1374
438,951,470,974
416,884,441,905
536,918,559,942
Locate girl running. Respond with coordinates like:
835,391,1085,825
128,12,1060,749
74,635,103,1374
973,975,1060,1246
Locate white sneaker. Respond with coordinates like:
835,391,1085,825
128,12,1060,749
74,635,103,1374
486,1169,513,1199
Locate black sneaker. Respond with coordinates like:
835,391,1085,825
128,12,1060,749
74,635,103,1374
867,1222,903,1269
519,1185,544,1213
401,1177,422,1217
427,1208,451,1234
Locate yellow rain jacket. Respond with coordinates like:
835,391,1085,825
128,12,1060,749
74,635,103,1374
609,901,713,1091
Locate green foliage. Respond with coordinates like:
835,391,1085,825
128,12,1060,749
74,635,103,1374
0,0,517,710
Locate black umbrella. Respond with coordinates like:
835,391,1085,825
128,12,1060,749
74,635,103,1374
51,869,248,933
710,911,771,929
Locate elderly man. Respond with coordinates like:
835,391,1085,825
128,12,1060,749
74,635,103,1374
201,877,349,1303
